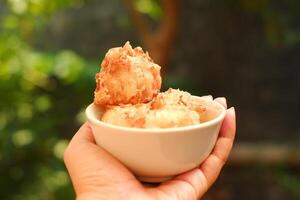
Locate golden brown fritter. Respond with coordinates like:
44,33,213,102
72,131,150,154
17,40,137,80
94,42,161,106
101,89,206,129
101,104,149,128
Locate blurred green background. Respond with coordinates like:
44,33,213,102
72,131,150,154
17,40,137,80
0,0,299,199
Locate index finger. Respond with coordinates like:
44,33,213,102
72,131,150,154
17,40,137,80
199,107,236,188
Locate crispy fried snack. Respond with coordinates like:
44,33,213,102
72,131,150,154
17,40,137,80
150,88,206,114
145,89,205,128
101,104,149,128
101,89,206,129
145,105,200,128
94,42,161,106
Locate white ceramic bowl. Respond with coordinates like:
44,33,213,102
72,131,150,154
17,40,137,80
85,97,226,182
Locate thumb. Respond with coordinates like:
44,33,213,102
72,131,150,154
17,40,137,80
64,122,137,194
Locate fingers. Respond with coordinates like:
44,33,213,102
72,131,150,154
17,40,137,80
64,122,97,167
64,122,129,174
218,107,236,138
214,97,227,109
69,122,95,144
201,95,227,109
199,107,236,188
64,122,137,194
154,168,207,200
63,123,100,179
201,95,213,100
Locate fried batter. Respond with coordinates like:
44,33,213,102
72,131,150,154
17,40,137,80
101,89,206,129
145,105,200,128
101,104,149,128
145,89,204,128
95,42,208,128
94,42,161,106
150,88,206,115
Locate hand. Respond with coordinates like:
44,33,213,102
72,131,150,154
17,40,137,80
64,97,236,200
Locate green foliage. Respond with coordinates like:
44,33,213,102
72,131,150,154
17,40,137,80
7,0,85,15
0,0,299,199
0,44,99,199
275,166,300,198
0,0,98,199
134,0,162,21
0,36,99,200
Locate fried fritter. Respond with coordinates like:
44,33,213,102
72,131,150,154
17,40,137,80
101,89,206,129
101,104,149,128
94,42,161,106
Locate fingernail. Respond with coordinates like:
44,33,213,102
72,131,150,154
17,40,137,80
219,97,227,107
228,107,235,114
221,97,226,103
202,95,213,100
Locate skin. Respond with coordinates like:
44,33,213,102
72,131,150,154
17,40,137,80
64,97,236,200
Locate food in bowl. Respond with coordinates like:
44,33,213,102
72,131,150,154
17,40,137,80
86,42,226,182
102,88,207,128
94,41,161,106
94,42,213,129
85,97,225,182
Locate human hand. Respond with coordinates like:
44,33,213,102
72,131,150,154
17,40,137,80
64,97,236,200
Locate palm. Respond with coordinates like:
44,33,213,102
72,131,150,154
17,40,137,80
64,97,236,200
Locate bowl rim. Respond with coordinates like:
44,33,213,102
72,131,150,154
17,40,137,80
85,96,226,134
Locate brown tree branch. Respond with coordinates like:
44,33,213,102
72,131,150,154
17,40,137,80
123,0,179,74
228,143,300,167
152,0,179,73
122,0,152,46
